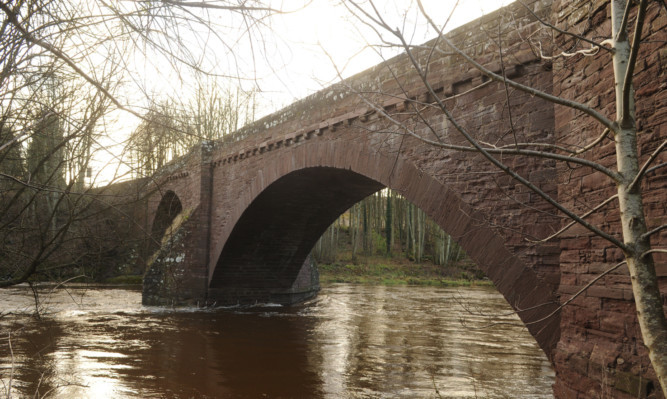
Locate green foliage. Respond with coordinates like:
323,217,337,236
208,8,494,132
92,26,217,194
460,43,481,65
372,231,386,255
311,189,485,287
103,275,143,285
318,259,492,287
313,190,470,264
317,252,489,287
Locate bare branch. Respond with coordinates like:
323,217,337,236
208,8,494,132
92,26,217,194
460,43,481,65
489,127,610,155
528,194,618,244
516,0,612,53
616,0,633,42
496,16,518,147
647,162,667,175
0,173,130,198
524,260,627,326
642,249,667,258
352,84,619,179
353,0,628,250
349,70,626,250
413,0,616,132
575,128,612,155
534,41,601,60
621,0,648,126
628,139,667,192
159,0,281,13
642,225,667,241
456,260,627,330
0,2,145,120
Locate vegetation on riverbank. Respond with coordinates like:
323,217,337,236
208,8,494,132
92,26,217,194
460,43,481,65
317,253,491,287
103,275,143,285
103,255,490,287
313,194,490,287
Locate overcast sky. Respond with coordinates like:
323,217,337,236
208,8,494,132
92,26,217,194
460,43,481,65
263,0,512,109
96,0,512,182
130,0,513,116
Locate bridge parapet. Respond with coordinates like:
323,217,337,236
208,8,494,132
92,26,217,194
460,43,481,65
214,0,550,148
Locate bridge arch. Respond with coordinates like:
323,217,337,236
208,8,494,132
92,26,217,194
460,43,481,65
208,139,560,357
149,190,183,253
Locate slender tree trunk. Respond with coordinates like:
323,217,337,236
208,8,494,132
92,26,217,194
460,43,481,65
407,203,415,260
362,199,369,255
610,1,667,393
417,208,425,262
352,204,359,256
444,231,452,266
386,191,393,256
331,222,337,261
397,196,404,252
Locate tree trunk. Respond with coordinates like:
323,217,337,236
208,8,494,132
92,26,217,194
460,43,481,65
352,203,359,256
386,191,393,256
407,203,415,260
361,200,370,255
444,233,451,267
417,208,425,263
610,1,667,394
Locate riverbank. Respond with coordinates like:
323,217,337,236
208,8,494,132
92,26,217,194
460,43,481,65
101,255,491,287
317,255,492,287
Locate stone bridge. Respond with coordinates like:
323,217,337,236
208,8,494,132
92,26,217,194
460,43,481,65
128,1,666,397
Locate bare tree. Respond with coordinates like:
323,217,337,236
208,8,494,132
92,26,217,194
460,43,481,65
0,0,290,286
339,0,666,395
126,82,256,178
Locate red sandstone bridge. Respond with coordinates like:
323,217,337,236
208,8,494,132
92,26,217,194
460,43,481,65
127,1,666,397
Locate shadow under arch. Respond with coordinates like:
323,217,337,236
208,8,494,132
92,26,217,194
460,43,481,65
148,190,183,256
211,164,560,358
211,167,383,290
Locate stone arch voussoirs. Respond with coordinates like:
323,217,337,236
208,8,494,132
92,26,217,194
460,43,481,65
208,138,560,357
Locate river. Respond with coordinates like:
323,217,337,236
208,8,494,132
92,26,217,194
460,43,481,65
0,284,554,398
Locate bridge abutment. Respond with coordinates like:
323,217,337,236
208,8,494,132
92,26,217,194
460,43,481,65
142,206,209,306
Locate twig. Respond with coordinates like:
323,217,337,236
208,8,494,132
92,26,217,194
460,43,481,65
575,128,611,155
528,194,618,244
495,16,518,147
413,0,616,132
463,260,627,330
642,249,667,258
159,0,281,12
642,224,667,241
628,139,667,192
517,0,612,53
525,260,627,326
646,162,667,175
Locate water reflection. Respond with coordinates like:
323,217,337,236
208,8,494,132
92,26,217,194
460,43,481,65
0,284,554,398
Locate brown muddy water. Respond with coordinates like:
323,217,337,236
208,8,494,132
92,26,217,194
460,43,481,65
0,284,554,398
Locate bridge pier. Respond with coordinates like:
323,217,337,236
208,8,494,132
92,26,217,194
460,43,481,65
207,256,320,306
143,230,319,307
142,206,209,307
142,202,320,307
